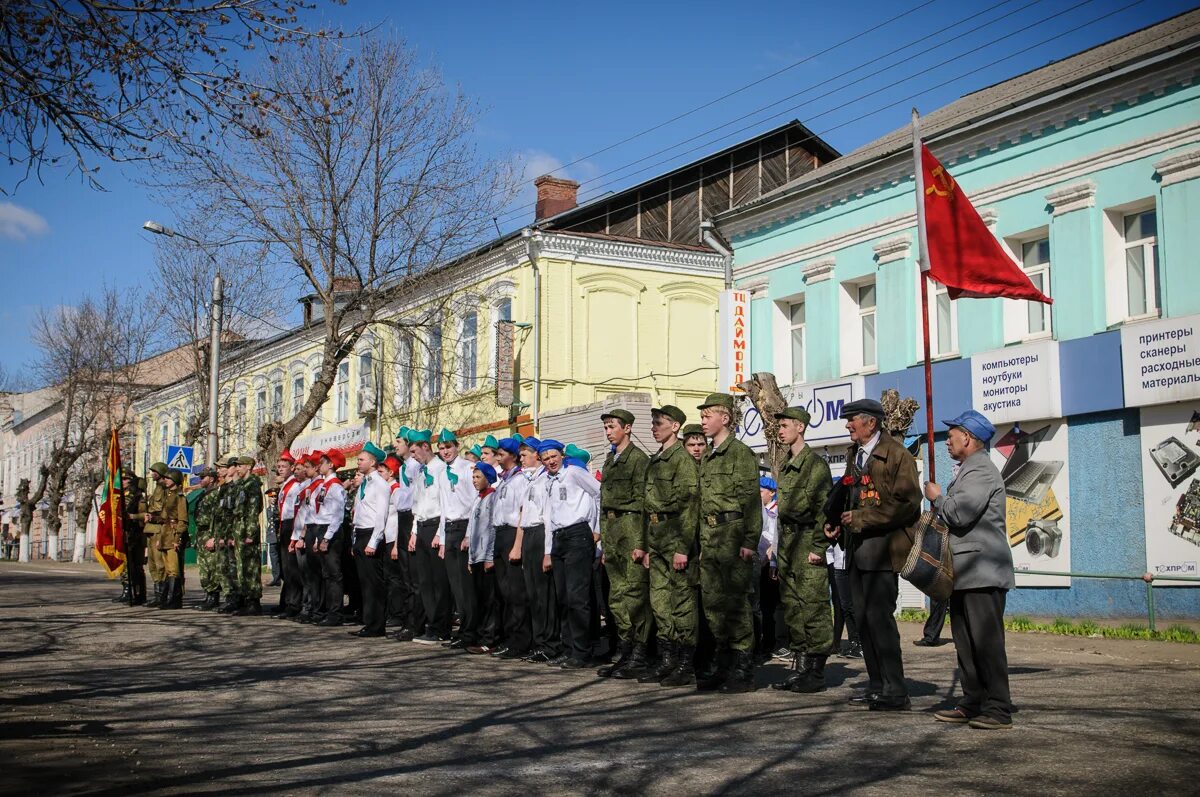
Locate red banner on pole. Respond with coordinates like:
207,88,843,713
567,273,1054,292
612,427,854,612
93,429,126,577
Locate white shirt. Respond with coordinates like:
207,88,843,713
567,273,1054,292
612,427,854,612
277,476,300,522
412,457,444,523
544,464,600,552
312,476,347,540
518,466,547,528
492,466,525,527
439,456,477,523
383,480,403,544
394,458,419,511
855,430,882,471
760,500,778,560
354,470,392,548
290,478,313,541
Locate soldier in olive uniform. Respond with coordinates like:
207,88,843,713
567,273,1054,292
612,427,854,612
190,467,222,610
682,424,708,463
216,456,242,614
640,405,701,687
142,462,169,607
769,407,834,694
596,408,652,680
114,466,147,605
234,455,265,616
695,393,762,694
153,469,190,610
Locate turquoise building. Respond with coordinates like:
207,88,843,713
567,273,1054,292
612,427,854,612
716,12,1200,620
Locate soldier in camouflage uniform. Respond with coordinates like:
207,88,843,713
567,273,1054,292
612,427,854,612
154,469,190,610
113,466,146,605
216,456,242,614
596,408,652,680
640,405,701,688
189,467,221,610
142,462,169,608
695,393,762,694
234,455,265,616
769,407,834,693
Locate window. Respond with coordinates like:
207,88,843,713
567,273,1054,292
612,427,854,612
496,298,512,323
171,417,180,447
142,425,151,474
335,360,350,423
426,323,443,400
357,351,374,415
925,277,957,357
160,421,168,458
221,399,231,451
236,397,247,450
395,332,413,409
460,311,478,392
858,282,877,369
1021,239,1051,336
256,388,267,431
291,375,304,417
1124,210,1159,318
310,368,322,429
272,382,283,422
789,301,805,385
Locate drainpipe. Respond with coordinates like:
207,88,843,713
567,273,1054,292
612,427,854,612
521,228,543,433
700,220,734,289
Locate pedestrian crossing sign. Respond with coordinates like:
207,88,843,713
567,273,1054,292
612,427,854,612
166,445,193,473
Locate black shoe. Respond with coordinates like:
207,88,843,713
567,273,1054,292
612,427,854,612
718,651,756,694
913,638,939,647
316,615,343,627
267,578,283,587
218,595,241,614
849,691,880,705
157,578,180,610
145,582,164,609
789,655,828,694
559,658,588,670
112,587,132,603
597,641,633,678
489,645,511,658
499,647,526,660
524,650,552,664
772,653,807,691
444,638,469,649
234,599,261,616
392,628,415,642
612,643,652,681
546,653,570,667
412,633,442,645
660,644,696,688
845,641,863,659
349,628,385,638
869,696,912,711
639,641,677,684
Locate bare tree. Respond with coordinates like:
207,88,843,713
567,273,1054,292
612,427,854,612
168,38,515,466
15,289,151,561
0,0,348,193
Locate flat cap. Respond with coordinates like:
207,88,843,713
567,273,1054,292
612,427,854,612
537,439,565,454
774,406,812,425
519,435,542,451
943,409,996,443
839,398,884,420
697,393,736,411
600,408,635,425
652,405,687,426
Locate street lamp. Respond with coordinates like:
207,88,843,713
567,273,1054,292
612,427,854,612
143,220,224,468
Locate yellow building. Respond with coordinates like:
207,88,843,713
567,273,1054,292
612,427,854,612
133,122,839,463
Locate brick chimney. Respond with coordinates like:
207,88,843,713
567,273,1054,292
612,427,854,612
534,175,579,221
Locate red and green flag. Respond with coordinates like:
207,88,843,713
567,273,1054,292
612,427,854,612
93,429,126,577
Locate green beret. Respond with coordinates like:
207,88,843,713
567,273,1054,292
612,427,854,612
436,428,458,444
601,408,635,425
774,406,812,425
408,429,432,443
469,444,483,458
564,443,592,465
697,392,736,411
483,434,500,450
652,405,687,426
396,426,411,440
512,433,524,444
166,469,185,485
150,462,168,477
363,441,387,462
237,456,255,466
681,423,706,438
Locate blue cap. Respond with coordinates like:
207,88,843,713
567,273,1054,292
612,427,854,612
537,439,565,454
759,475,777,492
520,436,542,451
497,437,521,457
942,409,995,443
474,462,498,484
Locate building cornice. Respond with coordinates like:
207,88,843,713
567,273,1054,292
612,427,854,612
872,235,912,265
1045,180,1097,216
1155,147,1200,186
802,257,836,284
537,232,724,275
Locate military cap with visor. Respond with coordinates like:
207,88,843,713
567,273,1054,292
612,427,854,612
652,405,687,426
600,408,635,426
774,406,812,425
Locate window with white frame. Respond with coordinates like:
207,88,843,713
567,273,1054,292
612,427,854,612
426,323,443,400
271,382,283,422
496,298,512,323
1021,238,1051,336
221,399,231,450
1123,209,1159,319
858,281,877,369
789,300,806,385
171,417,180,446
142,425,151,474
291,374,304,417
395,332,413,409
357,351,374,415
256,388,267,431
311,367,322,429
236,396,247,450
160,421,168,458
925,277,957,357
335,360,350,422
460,311,478,392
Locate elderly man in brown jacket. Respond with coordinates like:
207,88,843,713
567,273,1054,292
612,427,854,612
826,399,921,711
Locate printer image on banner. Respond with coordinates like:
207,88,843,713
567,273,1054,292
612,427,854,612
1141,403,1200,579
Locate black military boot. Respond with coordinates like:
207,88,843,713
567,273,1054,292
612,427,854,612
157,578,178,610
236,598,262,616
612,643,652,680
597,641,633,678
145,581,164,609
218,592,241,614
168,578,184,609
696,647,729,691
660,644,696,687
772,652,809,691
639,640,677,684
719,650,756,694
194,590,220,611
112,581,131,603
791,654,828,693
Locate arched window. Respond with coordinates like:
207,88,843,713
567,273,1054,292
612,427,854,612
357,351,374,415
335,360,350,423
291,373,304,417
426,323,443,401
394,332,413,409
310,366,323,429
460,311,478,391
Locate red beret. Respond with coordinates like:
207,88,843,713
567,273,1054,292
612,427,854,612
323,449,346,469
304,451,322,466
382,456,401,474
279,450,296,463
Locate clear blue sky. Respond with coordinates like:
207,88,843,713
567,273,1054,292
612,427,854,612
0,0,1191,379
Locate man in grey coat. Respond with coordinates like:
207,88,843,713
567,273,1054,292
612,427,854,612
923,409,1016,730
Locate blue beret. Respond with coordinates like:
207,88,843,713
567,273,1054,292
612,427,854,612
759,475,777,492
497,437,521,456
942,409,996,443
474,462,498,484
537,439,565,454
520,436,542,451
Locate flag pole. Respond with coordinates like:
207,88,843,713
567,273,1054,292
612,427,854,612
912,108,936,484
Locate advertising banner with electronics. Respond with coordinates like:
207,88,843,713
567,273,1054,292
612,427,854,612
1140,402,1200,579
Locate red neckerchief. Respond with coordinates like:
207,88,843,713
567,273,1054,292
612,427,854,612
277,477,297,512
479,487,496,499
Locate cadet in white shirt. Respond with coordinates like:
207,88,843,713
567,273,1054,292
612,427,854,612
491,437,532,658
434,429,482,649
350,442,392,639
312,450,349,627
274,451,304,619
539,439,601,669
381,434,419,641
465,462,500,654
517,436,559,662
290,453,324,624
407,429,452,644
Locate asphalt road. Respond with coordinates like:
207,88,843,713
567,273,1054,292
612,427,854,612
1,562,1198,796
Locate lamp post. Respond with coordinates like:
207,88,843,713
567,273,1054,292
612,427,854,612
142,221,223,468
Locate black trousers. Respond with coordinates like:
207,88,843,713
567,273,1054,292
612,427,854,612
318,529,345,619
384,511,416,628
126,529,147,602
494,525,532,654
830,564,858,647
849,565,907,698
471,564,500,646
443,520,478,644
280,520,304,613
341,533,360,616
950,588,1012,722
552,523,596,662
353,528,387,634
521,525,560,655
302,525,327,615
923,598,949,643
414,519,451,638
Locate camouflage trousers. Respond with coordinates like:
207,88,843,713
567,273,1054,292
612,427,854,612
216,540,240,597
777,549,834,655
600,512,650,644
647,517,697,645
239,541,263,601
699,519,755,653
195,541,221,594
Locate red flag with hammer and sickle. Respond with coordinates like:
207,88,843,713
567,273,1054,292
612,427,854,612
921,144,1052,304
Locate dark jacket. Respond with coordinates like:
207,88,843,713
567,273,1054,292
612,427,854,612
844,432,921,571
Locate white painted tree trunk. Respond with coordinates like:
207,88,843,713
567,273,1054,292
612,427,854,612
47,533,59,561
18,533,30,562
72,531,86,563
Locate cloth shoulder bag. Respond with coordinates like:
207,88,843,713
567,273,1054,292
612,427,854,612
899,510,955,602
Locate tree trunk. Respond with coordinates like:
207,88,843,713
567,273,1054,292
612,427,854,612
740,372,789,479
72,478,101,563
